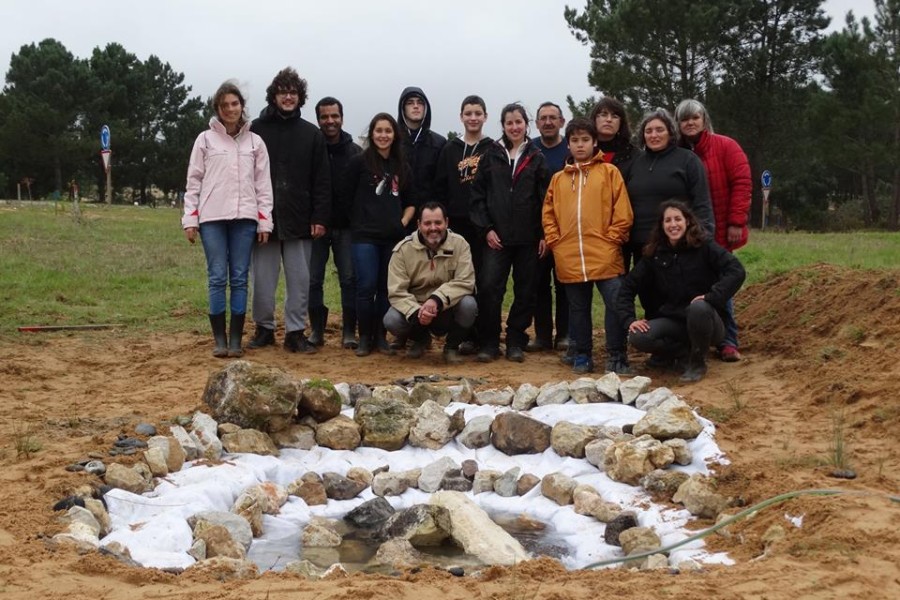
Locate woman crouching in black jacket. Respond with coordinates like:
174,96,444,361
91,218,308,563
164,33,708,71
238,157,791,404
616,200,745,382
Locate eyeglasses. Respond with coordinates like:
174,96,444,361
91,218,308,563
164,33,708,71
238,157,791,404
277,90,299,97
538,115,560,122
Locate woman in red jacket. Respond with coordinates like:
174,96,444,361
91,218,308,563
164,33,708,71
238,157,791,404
676,99,751,363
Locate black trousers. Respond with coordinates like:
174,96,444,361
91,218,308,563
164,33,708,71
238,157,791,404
477,243,538,350
533,253,568,345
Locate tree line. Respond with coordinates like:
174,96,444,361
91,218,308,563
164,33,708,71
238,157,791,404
0,39,206,205
565,0,899,230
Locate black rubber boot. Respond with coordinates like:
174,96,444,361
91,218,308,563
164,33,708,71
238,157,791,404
209,313,228,358
341,313,358,349
247,325,275,349
228,313,245,358
680,349,708,383
307,306,328,347
355,336,372,357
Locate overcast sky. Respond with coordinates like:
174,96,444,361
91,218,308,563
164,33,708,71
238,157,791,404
0,0,877,142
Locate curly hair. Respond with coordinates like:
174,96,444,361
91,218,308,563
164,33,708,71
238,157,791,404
589,97,632,145
643,199,707,256
265,67,308,108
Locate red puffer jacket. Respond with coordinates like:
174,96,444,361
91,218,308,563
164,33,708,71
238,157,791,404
691,131,751,251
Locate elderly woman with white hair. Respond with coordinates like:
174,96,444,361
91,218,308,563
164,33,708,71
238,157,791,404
675,98,751,362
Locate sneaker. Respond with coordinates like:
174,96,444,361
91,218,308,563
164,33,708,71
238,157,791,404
476,347,499,363
560,346,576,366
573,354,594,374
443,348,464,364
284,331,317,354
719,345,741,362
247,326,275,349
506,346,525,362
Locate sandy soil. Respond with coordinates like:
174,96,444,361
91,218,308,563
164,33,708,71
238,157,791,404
1,263,898,599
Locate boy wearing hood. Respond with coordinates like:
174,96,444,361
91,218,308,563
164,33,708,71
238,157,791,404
397,87,447,214
247,67,331,353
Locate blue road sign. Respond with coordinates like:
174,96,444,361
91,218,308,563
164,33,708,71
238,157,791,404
761,170,772,189
100,125,111,151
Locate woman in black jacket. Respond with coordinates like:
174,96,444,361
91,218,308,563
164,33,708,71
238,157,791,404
470,103,550,362
616,200,745,382
340,113,414,357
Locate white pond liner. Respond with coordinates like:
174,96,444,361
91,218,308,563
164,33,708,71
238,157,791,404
101,399,734,572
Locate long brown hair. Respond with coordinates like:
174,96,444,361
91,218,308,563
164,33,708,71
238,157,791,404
363,112,409,191
643,199,707,256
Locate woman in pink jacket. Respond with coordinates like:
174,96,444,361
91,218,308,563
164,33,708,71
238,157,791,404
675,98,751,362
182,81,274,358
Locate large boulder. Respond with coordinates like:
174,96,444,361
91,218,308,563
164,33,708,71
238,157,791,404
551,421,600,458
603,434,675,485
409,400,455,450
354,397,416,450
298,379,342,422
315,415,361,450
408,382,453,408
378,505,451,546
491,412,551,455
202,361,299,432
344,498,395,528
633,397,703,440
430,491,529,565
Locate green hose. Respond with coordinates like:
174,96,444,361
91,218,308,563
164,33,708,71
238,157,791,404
585,488,900,570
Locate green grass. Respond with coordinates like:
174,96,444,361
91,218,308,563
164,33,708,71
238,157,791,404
1,201,898,338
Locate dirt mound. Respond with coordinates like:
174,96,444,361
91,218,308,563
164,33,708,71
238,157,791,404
0,264,898,599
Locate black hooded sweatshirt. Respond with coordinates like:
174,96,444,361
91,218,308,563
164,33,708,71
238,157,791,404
397,86,447,209
326,130,362,229
434,135,494,222
251,105,331,241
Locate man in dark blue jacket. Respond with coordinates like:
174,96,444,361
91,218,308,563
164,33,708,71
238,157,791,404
248,67,331,353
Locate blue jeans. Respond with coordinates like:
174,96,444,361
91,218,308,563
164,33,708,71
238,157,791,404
564,277,626,356
351,242,393,338
309,228,356,317
199,219,257,315
722,297,739,348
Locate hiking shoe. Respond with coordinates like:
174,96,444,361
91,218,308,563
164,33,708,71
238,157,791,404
407,337,428,359
284,331,317,354
525,338,552,352
560,345,576,366
573,354,594,374
719,345,741,362
247,326,275,349
443,348,464,364
506,346,525,362
476,347,499,363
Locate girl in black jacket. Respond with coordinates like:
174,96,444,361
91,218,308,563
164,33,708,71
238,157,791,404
616,200,745,382
470,103,550,362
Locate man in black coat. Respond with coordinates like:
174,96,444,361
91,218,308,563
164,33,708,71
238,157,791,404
247,67,331,353
397,86,447,216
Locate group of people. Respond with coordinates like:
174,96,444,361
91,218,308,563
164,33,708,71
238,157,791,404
182,66,752,383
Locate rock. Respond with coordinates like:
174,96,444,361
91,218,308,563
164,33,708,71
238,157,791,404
148,435,185,472
84,460,106,476
448,378,475,404
418,457,460,493
315,415,361,450
491,412,551,455
299,379,342,422
186,556,258,581
536,381,570,406
322,564,348,579
221,429,279,455
375,538,425,568
135,423,157,436
287,479,327,506
457,415,493,449
371,384,409,403
619,376,652,405
83,498,111,536
541,472,577,505
322,472,367,500
430,491,529,565
409,382,452,408
284,559,325,580
371,472,409,497
380,505,451,546
348,383,372,405
201,361,299,432
344,498,395,528
641,553,669,570
345,467,373,486
104,463,148,494
639,469,691,499
569,377,602,404
633,397,703,440
218,423,240,436
619,526,661,556
60,505,101,538
595,372,621,401
133,461,153,484
672,474,727,519
269,424,316,450
461,460,478,480
354,396,416,450
676,559,703,573
493,467,521,497
604,512,639,546
585,438,614,468
472,470,501,494
448,408,466,438
302,517,343,547
334,382,351,405
409,400,454,450
474,386,514,407
551,421,600,458
516,473,540,495
188,538,206,561
100,541,139,567
635,387,679,412
193,521,245,559
573,489,621,522
170,425,201,461
188,511,253,550
191,412,223,460
440,475,472,492
603,434,675,485
663,438,693,465
512,383,540,410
